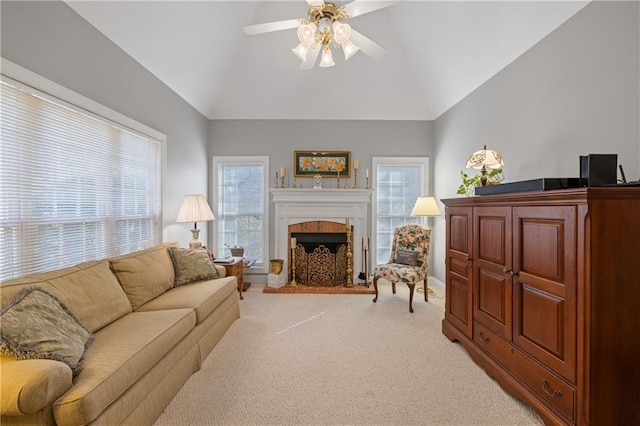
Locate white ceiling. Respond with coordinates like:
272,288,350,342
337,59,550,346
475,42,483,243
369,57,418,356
66,1,589,120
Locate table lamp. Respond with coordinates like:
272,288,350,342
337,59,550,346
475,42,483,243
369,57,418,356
176,194,215,249
411,196,441,295
465,145,504,186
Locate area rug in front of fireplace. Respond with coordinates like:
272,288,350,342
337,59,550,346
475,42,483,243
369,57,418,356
263,283,375,295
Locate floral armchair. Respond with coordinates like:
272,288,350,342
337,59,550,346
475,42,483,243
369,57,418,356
373,224,431,313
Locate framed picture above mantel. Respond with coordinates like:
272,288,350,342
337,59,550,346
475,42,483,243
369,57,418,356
294,151,351,177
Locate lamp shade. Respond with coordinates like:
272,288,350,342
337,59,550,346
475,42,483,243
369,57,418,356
176,194,215,224
410,196,441,217
465,145,504,170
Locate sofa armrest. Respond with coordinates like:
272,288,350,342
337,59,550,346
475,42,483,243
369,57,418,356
1,357,72,416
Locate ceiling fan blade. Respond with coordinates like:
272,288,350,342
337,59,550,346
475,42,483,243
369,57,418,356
343,0,401,18
350,29,386,59
306,0,324,6
300,46,320,70
243,19,300,36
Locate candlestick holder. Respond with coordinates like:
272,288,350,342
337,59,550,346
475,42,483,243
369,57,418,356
336,171,340,188
275,173,279,188
344,221,354,287
291,244,297,287
353,167,359,189
281,176,285,189
366,176,369,189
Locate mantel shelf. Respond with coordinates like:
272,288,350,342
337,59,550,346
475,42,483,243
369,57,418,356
270,188,373,204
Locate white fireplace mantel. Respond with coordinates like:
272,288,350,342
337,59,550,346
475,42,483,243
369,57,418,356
271,188,372,281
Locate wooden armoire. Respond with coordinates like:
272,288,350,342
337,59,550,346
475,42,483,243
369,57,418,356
441,187,640,425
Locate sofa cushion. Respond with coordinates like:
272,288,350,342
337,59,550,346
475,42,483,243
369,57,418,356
0,287,93,375
136,276,237,324
168,247,220,286
0,261,132,333
53,309,195,426
109,243,177,310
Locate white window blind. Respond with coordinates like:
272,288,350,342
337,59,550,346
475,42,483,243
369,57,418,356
373,157,429,264
0,79,162,281
211,157,268,270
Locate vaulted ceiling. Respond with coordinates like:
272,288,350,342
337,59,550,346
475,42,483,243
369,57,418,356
66,1,589,120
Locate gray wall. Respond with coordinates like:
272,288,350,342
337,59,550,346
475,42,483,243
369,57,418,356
431,0,640,282
0,0,210,247
209,119,433,265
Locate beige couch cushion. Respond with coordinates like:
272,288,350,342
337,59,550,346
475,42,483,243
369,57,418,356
168,247,220,286
1,288,93,375
0,261,132,333
109,243,177,310
53,309,195,426
136,276,237,324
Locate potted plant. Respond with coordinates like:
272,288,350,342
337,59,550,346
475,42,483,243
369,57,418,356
457,168,504,197
225,244,244,257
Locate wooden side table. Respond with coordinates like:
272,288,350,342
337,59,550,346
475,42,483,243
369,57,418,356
220,257,250,299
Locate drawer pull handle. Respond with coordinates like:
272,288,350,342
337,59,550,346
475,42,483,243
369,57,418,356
478,332,490,343
541,379,563,397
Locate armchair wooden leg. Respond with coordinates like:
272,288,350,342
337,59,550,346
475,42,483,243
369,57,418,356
391,282,396,294
373,276,379,303
408,283,415,313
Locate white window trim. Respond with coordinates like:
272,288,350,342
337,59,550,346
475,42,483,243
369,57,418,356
211,156,270,274
371,156,430,263
1,58,168,240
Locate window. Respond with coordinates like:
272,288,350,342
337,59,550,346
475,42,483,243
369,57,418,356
211,156,269,272
372,157,429,264
0,71,164,282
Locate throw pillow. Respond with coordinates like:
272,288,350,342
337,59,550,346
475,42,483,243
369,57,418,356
395,249,419,266
168,247,220,287
0,287,93,376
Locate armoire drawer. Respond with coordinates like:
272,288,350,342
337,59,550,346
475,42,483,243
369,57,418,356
474,322,575,422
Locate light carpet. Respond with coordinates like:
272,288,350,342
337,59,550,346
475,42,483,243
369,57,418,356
155,282,543,425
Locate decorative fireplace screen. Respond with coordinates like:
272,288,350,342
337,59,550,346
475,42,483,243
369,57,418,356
290,228,350,286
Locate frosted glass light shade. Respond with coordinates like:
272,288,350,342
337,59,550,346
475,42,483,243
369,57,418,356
332,22,352,44
297,23,317,45
292,43,310,61
341,40,359,60
319,47,335,67
410,196,441,217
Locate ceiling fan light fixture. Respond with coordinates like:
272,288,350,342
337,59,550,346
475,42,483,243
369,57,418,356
292,43,310,61
319,46,335,67
341,39,359,60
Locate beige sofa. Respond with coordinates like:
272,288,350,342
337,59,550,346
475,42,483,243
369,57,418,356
0,242,240,425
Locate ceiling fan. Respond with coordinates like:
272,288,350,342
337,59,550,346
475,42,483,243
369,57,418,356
243,0,400,69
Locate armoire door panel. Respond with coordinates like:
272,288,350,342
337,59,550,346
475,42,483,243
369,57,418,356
513,206,576,383
449,214,470,254
519,219,565,282
450,257,471,277
445,206,473,338
474,265,511,338
517,284,565,358
446,274,472,336
476,213,508,266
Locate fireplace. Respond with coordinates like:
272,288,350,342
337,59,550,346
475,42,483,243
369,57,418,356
289,221,351,286
271,188,372,284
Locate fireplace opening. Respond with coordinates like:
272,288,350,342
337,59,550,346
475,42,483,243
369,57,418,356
292,232,347,253
288,221,352,286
